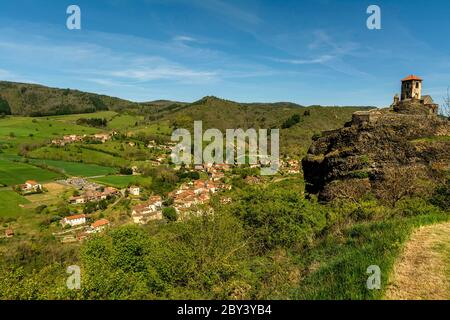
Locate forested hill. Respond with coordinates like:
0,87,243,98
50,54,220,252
0,81,374,119
0,81,140,116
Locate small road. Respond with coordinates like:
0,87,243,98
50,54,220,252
384,222,450,300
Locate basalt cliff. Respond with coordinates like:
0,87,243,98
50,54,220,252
302,106,450,202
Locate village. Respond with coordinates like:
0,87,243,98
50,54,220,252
2,123,302,243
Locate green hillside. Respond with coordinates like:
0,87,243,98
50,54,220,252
0,81,139,116
153,96,370,157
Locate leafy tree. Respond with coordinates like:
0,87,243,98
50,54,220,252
227,186,327,252
281,114,301,129
0,96,11,115
430,178,450,210
162,207,178,222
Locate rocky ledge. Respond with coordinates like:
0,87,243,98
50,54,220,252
302,109,450,202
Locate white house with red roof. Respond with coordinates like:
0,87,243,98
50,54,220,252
131,195,163,224
21,180,42,192
62,214,86,227
89,219,110,233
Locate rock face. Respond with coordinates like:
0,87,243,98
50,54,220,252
302,109,450,201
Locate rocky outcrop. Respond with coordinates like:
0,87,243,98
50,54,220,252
302,110,450,201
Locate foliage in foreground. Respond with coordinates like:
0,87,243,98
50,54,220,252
0,179,449,300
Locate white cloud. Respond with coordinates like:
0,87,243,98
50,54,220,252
273,55,335,65
173,35,197,43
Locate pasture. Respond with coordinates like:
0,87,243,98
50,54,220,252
24,182,71,208
90,175,151,188
0,116,101,142
26,158,118,177
29,145,128,168
108,114,144,130
0,158,61,186
0,190,30,217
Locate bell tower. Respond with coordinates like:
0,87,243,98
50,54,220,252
401,75,422,100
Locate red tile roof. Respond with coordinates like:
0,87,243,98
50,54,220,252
401,75,422,82
91,219,109,229
65,214,86,221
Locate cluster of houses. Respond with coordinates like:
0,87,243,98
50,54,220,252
51,133,111,146
69,187,120,205
60,215,110,242
61,214,110,231
170,179,230,216
131,195,163,224
130,164,232,224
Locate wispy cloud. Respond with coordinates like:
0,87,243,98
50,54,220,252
173,35,198,43
272,55,335,65
187,0,261,25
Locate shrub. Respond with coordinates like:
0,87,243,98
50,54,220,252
162,207,178,222
430,179,450,210
395,198,442,217
35,205,48,214
119,167,133,175
281,114,301,129
228,187,327,251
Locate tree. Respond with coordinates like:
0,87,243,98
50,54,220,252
0,97,11,115
162,207,178,222
375,166,423,208
281,114,301,129
442,87,450,118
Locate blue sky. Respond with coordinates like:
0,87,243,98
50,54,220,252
1,0,450,106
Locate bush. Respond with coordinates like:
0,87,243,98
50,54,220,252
119,167,133,175
395,198,442,217
76,118,107,128
228,186,327,251
281,114,301,129
430,179,450,210
0,96,11,115
35,205,48,214
162,207,178,222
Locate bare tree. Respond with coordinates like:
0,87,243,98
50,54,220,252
441,87,450,118
375,166,424,208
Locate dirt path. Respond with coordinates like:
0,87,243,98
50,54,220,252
385,222,450,300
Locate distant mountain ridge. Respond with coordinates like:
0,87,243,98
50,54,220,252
0,81,373,117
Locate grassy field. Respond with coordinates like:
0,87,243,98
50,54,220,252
0,116,101,143
90,175,151,188
0,190,30,217
46,111,117,122
24,182,72,208
0,158,61,186
291,212,450,300
108,114,144,130
127,121,173,136
29,145,128,168
0,155,118,177
26,158,118,177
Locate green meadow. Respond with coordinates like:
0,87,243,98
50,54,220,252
90,175,151,188
0,115,100,142
25,159,118,177
29,145,129,168
0,190,30,217
0,158,60,186
108,114,145,130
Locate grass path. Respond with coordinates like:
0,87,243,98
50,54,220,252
385,222,450,300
